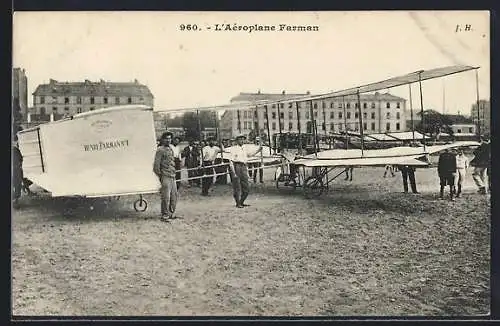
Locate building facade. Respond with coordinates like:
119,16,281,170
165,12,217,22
470,99,490,136
31,79,154,122
220,91,407,139
12,68,28,119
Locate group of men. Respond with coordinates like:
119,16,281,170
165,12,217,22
438,136,491,200
153,132,262,222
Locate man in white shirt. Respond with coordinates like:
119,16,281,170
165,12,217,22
229,134,262,208
201,138,223,196
170,136,182,188
455,149,469,198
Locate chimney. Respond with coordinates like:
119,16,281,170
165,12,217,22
49,79,57,85
100,79,105,84
257,89,261,94
84,79,91,85
306,91,310,95
134,79,139,84
282,90,285,95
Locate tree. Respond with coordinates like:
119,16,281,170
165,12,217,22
181,110,218,140
415,110,454,140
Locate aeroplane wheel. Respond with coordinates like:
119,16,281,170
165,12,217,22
276,174,297,192
303,176,324,199
133,198,148,212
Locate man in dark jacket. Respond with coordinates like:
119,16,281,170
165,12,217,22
438,148,457,200
12,141,23,206
181,140,200,187
471,136,491,194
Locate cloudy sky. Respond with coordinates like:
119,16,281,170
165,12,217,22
13,11,489,115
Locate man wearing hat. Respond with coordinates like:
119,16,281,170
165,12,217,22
471,136,491,194
153,131,179,222
228,134,262,208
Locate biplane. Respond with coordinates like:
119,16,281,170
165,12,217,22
15,65,483,210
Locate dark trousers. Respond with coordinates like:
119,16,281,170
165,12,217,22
13,167,23,200
186,161,199,186
174,158,181,188
439,173,455,199
232,162,249,205
401,169,417,193
201,161,214,195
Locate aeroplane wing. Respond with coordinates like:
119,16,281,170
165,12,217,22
157,65,478,114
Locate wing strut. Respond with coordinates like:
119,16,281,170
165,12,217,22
309,100,318,158
264,105,272,155
418,71,426,152
296,101,302,153
356,89,365,156
342,96,348,150
409,83,415,143
475,69,481,138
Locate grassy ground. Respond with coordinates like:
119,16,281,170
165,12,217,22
11,164,490,316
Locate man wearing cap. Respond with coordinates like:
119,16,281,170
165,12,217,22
201,138,223,196
170,136,182,189
153,132,179,222
229,134,262,208
471,136,491,194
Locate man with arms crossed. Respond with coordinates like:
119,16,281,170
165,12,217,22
153,132,179,222
229,134,262,208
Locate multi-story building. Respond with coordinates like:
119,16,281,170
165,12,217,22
220,91,407,139
470,99,490,135
12,68,28,120
31,78,154,122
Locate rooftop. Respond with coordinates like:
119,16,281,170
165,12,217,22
230,91,405,103
444,114,474,124
33,79,154,98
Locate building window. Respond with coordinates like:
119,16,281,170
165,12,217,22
52,107,57,112
320,123,325,131
338,103,343,109
40,96,45,104
64,107,69,111
330,123,334,130
280,103,284,109
243,111,247,119
288,103,293,109
254,111,258,118
386,122,390,131
363,122,367,130
339,124,343,131
330,111,334,119
305,111,309,119
254,122,258,130
139,97,144,102
469,127,473,133
396,123,400,131
371,112,376,119
457,128,462,133
330,102,334,109
322,102,326,109
280,112,284,119
77,96,82,104
77,107,82,113
264,122,268,129
90,97,95,104
64,97,69,104
128,97,132,104
386,102,390,109
396,112,400,119
386,112,391,119
313,103,318,109
346,103,351,109
289,112,293,119
289,122,293,130
272,104,276,109
272,122,276,130
115,97,120,104
355,103,359,109
363,103,367,109
338,112,343,119
104,97,108,104
396,102,400,108
371,122,375,130
363,112,367,119
90,107,95,111
40,107,46,115
280,122,284,130
271,112,276,119
371,102,376,109
347,112,351,119
314,111,318,118
355,112,359,119
354,124,359,131
297,102,301,109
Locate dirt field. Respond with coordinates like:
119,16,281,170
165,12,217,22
12,165,490,316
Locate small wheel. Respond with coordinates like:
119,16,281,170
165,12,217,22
276,173,297,192
133,198,148,212
303,176,324,199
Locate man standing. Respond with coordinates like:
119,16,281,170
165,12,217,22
438,148,457,200
153,132,178,222
214,139,229,185
471,136,491,194
12,139,23,208
182,140,200,187
229,134,262,208
170,136,182,189
397,165,418,194
455,149,469,198
201,138,222,196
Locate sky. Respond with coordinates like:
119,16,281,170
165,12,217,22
13,11,489,116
